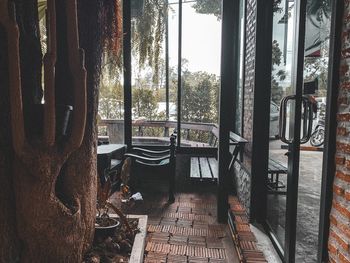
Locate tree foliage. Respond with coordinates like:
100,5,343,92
99,83,124,119
304,41,329,96
132,0,166,85
182,71,219,123
271,40,286,103
132,88,159,120
191,0,286,19
192,0,221,19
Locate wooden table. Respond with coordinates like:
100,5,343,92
97,144,126,156
267,158,287,195
97,144,126,185
97,135,109,145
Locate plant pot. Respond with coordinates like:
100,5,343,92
94,217,120,240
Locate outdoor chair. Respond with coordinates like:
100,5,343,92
124,134,177,203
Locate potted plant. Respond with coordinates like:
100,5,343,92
95,179,133,239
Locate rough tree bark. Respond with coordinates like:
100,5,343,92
0,0,110,261
0,10,20,262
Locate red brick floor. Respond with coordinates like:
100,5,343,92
110,192,239,263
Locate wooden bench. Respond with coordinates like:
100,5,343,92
190,157,218,182
267,158,287,195
190,132,247,182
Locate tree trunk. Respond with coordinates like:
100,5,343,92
0,22,20,263
0,0,108,261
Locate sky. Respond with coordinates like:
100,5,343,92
167,2,222,76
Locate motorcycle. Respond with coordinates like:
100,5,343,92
310,118,325,147
310,102,326,147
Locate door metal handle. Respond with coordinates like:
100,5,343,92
300,96,314,144
279,95,296,144
278,95,314,145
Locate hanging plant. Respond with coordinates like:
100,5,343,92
132,0,166,86
101,0,123,58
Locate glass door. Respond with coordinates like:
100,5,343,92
265,0,299,256
265,0,332,262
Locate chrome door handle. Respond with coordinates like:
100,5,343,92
300,96,314,144
279,95,314,145
279,95,296,144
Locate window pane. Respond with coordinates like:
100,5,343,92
180,0,222,147
131,1,172,145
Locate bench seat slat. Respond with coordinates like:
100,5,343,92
190,157,201,178
268,158,287,173
199,157,212,179
208,158,218,179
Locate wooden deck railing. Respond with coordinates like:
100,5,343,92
98,119,219,146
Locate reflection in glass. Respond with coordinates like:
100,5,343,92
266,0,293,251
234,0,245,135
295,1,331,262
266,0,332,261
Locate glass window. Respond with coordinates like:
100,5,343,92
130,1,173,145
180,0,222,147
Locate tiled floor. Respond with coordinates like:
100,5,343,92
110,191,239,263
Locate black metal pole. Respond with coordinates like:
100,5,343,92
250,0,273,224
283,0,288,65
218,0,240,223
165,0,169,121
284,0,307,261
177,0,182,147
123,0,132,148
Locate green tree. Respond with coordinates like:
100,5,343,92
182,71,219,123
192,0,285,19
132,88,159,120
132,0,166,85
192,0,221,19
271,40,286,103
181,71,219,142
98,82,124,119
304,42,329,97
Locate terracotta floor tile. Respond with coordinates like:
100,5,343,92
206,237,225,248
109,189,240,262
177,206,192,213
188,236,206,247
176,219,193,227
188,256,209,263
167,254,188,263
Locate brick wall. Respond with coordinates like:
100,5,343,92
328,2,350,262
233,0,257,216
242,0,256,161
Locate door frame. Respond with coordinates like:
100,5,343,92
283,0,307,261
317,0,343,261
258,0,342,262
